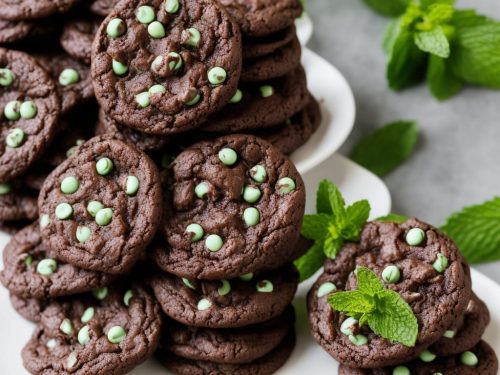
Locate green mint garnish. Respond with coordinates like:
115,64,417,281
362,0,410,17
328,267,418,347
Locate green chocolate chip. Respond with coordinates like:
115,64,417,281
136,5,155,23
167,52,183,73
197,298,212,311
125,175,140,196
218,147,237,166
60,318,74,336
195,182,209,198
107,326,127,344
433,253,449,273
276,177,296,195
148,21,165,38
239,273,253,281
124,290,134,306
24,255,33,267
186,223,204,242
4,100,21,120
186,91,201,106
205,234,223,252
95,208,113,226
0,183,11,195
256,280,273,293
208,67,227,85
218,279,231,296
249,165,267,183
37,259,57,276
46,339,57,349
87,201,104,217
112,60,128,76
243,207,260,227
67,352,78,369
405,227,425,246
92,287,108,300
76,226,91,244
183,27,201,48
77,325,90,345
348,334,368,346
0,68,14,86
229,89,243,103
242,186,261,204
40,214,50,228
260,85,274,98
460,351,478,367
96,157,114,175
149,84,166,95
165,0,180,14
382,265,401,284
59,68,80,86
6,128,25,148
106,18,126,38
20,101,37,119
340,317,358,336
55,203,73,220
317,282,336,298
135,91,150,108
443,330,456,338
81,307,95,323
392,366,410,375
420,350,436,362
182,278,196,290
60,176,79,194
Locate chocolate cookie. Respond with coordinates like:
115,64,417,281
241,34,301,82
0,0,79,21
0,179,38,221
10,294,49,322
0,19,36,44
338,341,499,375
243,26,296,59
153,135,305,280
0,48,60,181
89,0,118,17
165,305,295,364
92,0,242,135
0,222,114,299
22,283,163,375
38,135,162,274
219,0,302,37
60,17,101,65
308,218,472,368
202,66,308,132
157,330,296,375
150,263,299,328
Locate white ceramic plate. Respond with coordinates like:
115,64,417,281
296,13,313,45
293,48,356,175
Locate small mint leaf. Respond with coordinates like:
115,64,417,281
301,214,331,240
426,3,455,24
344,200,371,241
316,179,345,215
415,27,450,58
362,0,409,17
356,267,384,296
383,19,402,55
427,54,463,100
294,241,326,282
328,291,375,314
376,214,409,223
323,235,343,259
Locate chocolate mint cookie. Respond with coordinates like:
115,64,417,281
89,0,118,17
0,0,79,21
0,48,60,181
60,18,102,65
153,135,306,280
243,26,296,59
150,263,299,328
0,222,114,299
202,66,308,132
10,294,49,322
92,0,242,135
22,283,162,374
308,218,472,368
0,179,38,221
38,135,162,274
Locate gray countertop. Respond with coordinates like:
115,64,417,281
307,0,500,282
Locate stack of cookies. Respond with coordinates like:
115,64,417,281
307,218,499,374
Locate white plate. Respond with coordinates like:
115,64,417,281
293,49,356,175
296,13,313,45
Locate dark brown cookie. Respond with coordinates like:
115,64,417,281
92,0,242,135
150,263,299,328
60,17,101,65
0,48,60,181
38,135,162,274
307,218,472,369
0,222,115,299
9,294,48,322
157,329,296,375
243,26,296,60
89,0,118,17
22,283,163,375
219,0,302,37
241,34,301,82
0,178,38,221
165,305,295,364
0,0,79,21
202,66,308,133
153,135,305,280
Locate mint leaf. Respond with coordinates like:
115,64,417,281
356,267,384,295
415,27,450,58
301,214,331,240
367,290,418,347
316,179,345,215
344,200,371,240
427,54,463,100
383,19,402,55
420,0,456,10
441,197,500,263
328,291,375,314
323,235,343,259
426,3,455,24
294,242,325,282
362,0,409,17
376,214,409,223
350,121,419,176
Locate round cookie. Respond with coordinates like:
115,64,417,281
38,135,162,274
202,66,308,132
10,294,49,322
21,283,163,375
157,330,296,375
89,0,118,17
60,17,101,65
338,341,498,375
243,26,296,59
150,263,299,328
241,35,301,82
0,48,61,181
307,218,472,369
219,0,302,37
0,0,79,21
154,135,306,280
165,305,295,364
92,0,242,135
0,222,115,299
0,179,38,221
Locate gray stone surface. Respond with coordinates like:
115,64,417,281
307,0,500,282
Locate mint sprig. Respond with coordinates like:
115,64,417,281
329,267,418,347
362,0,410,17
294,180,370,281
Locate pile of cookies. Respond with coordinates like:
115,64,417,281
308,218,499,374
0,0,314,374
